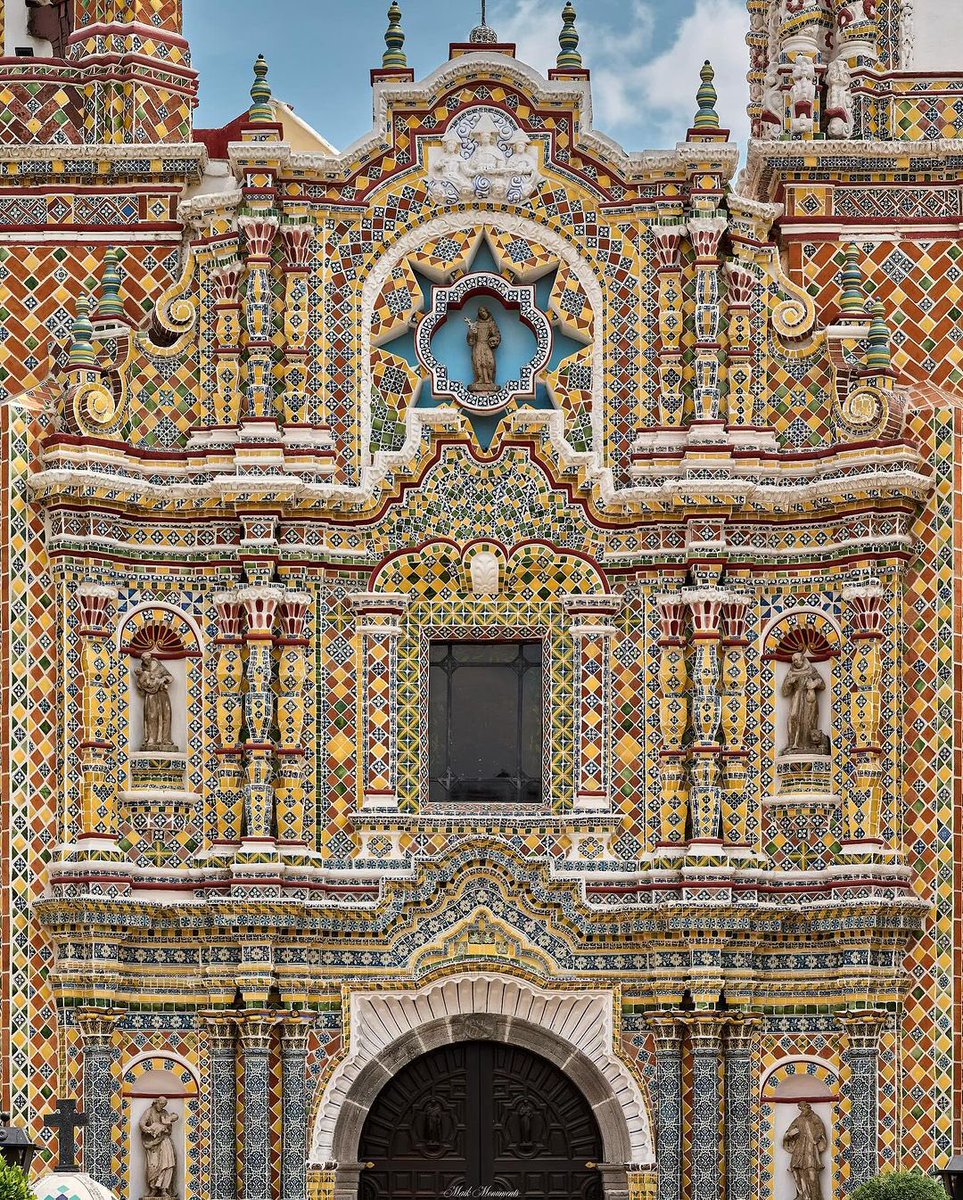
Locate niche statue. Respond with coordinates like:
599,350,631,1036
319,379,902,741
781,651,830,755
139,1096,179,1200
135,652,178,753
782,1101,827,1200
465,307,501,393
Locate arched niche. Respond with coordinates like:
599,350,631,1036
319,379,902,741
117,604,204,796
760,609,842,797
762,1058,840,1200
121,1056,199,1200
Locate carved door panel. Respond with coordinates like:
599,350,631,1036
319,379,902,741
359,1040,604,1199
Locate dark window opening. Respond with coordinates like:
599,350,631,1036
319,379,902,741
429,640,542,805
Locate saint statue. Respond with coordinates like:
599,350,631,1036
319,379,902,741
782,1101,827,1200
465,307,501,393
139,1096,179,1200
134,652,178,753
781,651,829,755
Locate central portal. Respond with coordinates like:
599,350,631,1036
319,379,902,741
358,1040,604,1199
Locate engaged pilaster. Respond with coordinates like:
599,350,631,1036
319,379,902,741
212,591,246,848
76,583,120,849
687,216,727,438
350,594,410,811
655,595,690,846
563,596,622,812
683,589,727,846
837,1009,887,1190
686,1015,727,1200
76,1008,123,1189
645,1015,686,1200
239,585,285,846
275,592,313,851
280,1017,312,1200
720,594,752,847
842,581,887,853
724,1015,761,1200
199,1013,239,1200
238,1013,277,1200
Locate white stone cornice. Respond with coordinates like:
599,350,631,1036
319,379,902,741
0,141,208,180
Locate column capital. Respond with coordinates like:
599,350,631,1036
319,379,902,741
836,1008,888,1051
237,1011,277,1052
645,1011,687,1053
562,594,623,624
724,1012,763,1055
279,1015,312,1054
198,1011,239,1051
76,1007,124,1048
683,1012,729,1053
349,592,411,619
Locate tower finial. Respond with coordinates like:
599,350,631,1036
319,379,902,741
865,301,894,375
557,3,582,69
383,3,407,68
692,60,720,130
96,249,125,321
248,54,273,124
840,243,867,317
68,296,98,371
470,0,498,43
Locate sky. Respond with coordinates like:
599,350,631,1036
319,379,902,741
184,0,752,152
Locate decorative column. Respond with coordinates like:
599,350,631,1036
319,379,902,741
778,0,832,59
212,591,246,847
653,224,687,429
683,589,727,845
831,0,878,63
212,258,243,427
842,580,887,851
724,1015,761,1200
686,217,727,437
280,221,313,426
275,591,312,850
686,1016,728,1200
645,1015,685,1200
280,1017,311,1200
655,595,690,846
239,585,285,845
76,1009,123,1189
239,213,280,422
238,1013,277,1200
350,593,410,811
199,1013,239,1200
563,596,622,811
720,593,752,847
837,1010,887,1190
723,261,757,430
76,583,120,848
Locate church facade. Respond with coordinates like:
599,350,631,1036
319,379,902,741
0,1,960,1199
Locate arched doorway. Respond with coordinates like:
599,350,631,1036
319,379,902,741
358,1040,604,1199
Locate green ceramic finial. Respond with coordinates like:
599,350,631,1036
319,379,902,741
97,249,124,320
693,59,720,130
840,243,866,316
68,296,97,371
249,54,273,123
865,301,893,374
383,3,408,68
557,3,582,70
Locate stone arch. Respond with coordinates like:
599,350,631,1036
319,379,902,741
310,973,653,1198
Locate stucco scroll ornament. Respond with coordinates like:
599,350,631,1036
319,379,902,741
824,56,853,138
426,108,542,205
782,1101,827,1200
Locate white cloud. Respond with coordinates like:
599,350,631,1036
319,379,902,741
491,0,751,150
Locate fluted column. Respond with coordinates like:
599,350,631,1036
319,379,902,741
683,589,727,846
239,585,284,845
275,591,312,849
76,583,119,846
212,591,246,846
720,594,752,846
842,581,886,851
199,1013,238,1200
687,217,727,436
838,1010,886,1190
724,1015,761,1200
646,1015,685,1200
280,1018,311,1200
563,596,622,812
686,1016,727,1200
77,1009,123,1189
655,595,690,846
238,1013,276,1200
350,593,410,811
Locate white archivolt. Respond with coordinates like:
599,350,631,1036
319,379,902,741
310,971,653,1165
360,210,606,479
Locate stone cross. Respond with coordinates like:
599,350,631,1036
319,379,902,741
43,1099,87,1172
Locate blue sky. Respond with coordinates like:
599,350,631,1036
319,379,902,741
185,0,751,152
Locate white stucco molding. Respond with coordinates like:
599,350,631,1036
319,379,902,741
309,971,654,1167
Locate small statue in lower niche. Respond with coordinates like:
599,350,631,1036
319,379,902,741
781,651,830,755
135,652,178,753
783,1101,828,1200
139,1096,179,1200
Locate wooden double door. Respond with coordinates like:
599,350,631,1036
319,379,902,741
358,1040,604,1199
